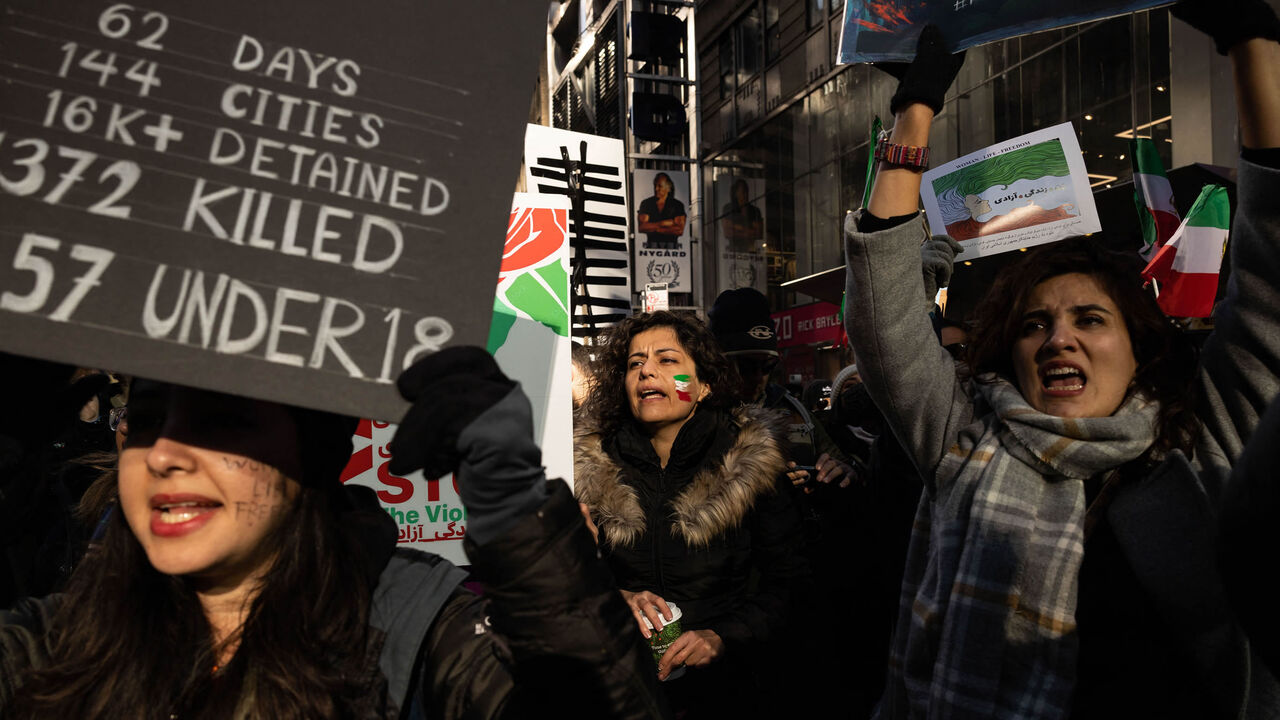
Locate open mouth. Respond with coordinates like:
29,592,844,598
149,494,223,536
638,388,667,401
1040,364,1087,394
154,500,222,524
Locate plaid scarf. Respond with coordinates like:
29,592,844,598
880,377,1159,719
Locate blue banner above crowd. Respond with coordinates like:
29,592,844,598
839,0,1173,63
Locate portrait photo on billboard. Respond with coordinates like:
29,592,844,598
716,175,766,254
633,169,692,292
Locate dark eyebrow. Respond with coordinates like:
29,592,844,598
1071,304,1114,316
628,347,683,360
1020,305,1114,322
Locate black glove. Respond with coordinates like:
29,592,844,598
921,234,966,301
1171,0,1280,55
388,346,516,480
388,346,548,545
876,24,966,116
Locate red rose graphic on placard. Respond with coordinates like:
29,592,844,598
499,207,568,282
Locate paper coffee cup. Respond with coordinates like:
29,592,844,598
641,602,685,681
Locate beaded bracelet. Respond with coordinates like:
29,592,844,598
874,129,930,170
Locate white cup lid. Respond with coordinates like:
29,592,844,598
640,601,682,630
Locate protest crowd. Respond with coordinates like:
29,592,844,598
2,0,1280,717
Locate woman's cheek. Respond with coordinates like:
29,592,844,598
231,472,296,529
673,375,695,402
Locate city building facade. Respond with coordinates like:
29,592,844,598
545,0,1268,382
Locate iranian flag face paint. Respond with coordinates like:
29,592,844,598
673,375,693,402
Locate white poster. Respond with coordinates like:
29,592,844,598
341,421,469,563
633,169,693,293
920,122,1101,261
341,193,574,566
524,125,632,335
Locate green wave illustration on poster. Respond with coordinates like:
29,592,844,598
931,139,1070,199
932,138,1078,231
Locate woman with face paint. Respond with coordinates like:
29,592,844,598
0,348,668,720
574,311,808,717
845,9,1280,719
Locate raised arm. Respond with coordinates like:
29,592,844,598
1231,38,1280,150
389,348,668,719
1171,0,1280,151
843,27,974,484
1168,1,1280,486
865,103,934,220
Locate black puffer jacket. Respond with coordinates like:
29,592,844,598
574,407,807,655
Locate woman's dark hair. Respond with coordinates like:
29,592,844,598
12,474,375,719
582,311,741,437
964,236,1200,459
72,451,118,527
570,340,592,370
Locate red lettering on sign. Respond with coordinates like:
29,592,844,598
375,460,414,503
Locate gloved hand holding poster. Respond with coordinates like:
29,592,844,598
919,122,1101,261
839,0,1173,63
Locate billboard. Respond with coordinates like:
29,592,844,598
633,168,692,294
715,175,767,294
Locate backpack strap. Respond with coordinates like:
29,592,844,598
369,548,468,718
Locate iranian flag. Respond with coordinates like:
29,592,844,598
1130,138,1180,261
1140,185,1230,318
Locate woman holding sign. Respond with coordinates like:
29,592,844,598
574,311,808,717
844,6,1280,719
0,348,667,719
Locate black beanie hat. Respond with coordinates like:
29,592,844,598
289,406,359,488
708,288,778,356
127,379,357,489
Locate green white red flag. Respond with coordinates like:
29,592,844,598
1140,185,1230,318
1130,138,1180,261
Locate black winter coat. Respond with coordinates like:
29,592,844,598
574,407,807,655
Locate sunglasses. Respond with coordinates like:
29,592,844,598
109,406,128,434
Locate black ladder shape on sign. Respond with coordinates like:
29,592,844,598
561,142,594,328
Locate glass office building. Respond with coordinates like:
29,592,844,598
693,0,1249,380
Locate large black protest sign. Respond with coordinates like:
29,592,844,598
0,0,546,421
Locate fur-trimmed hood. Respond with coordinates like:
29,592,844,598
574,406,789,548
